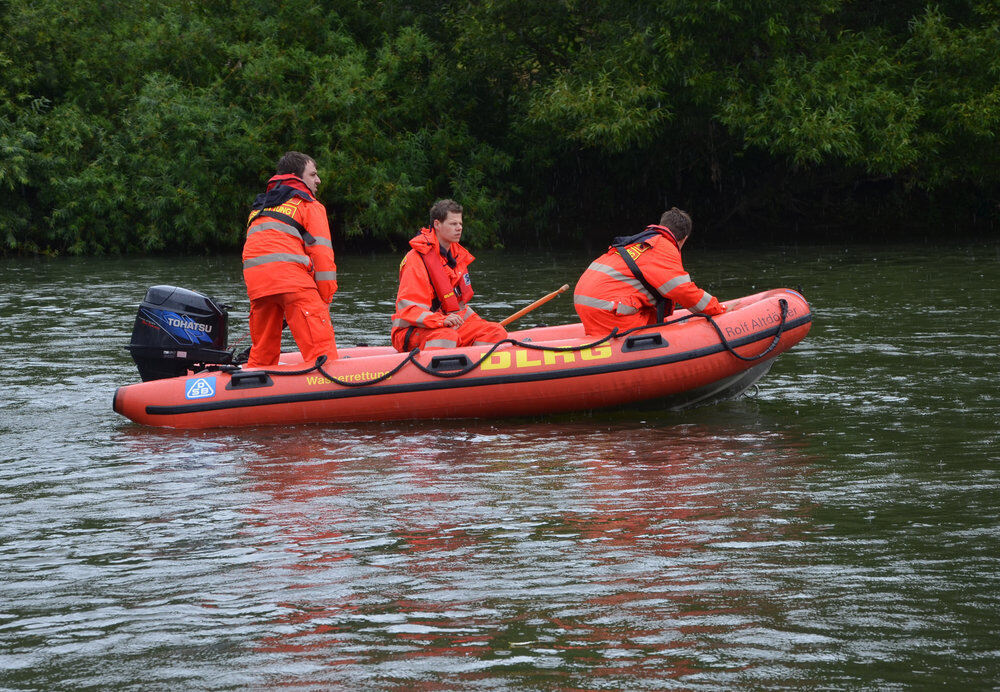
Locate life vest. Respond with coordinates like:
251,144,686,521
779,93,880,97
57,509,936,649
612,225,679,321
410,228,474,313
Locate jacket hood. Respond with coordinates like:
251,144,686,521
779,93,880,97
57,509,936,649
610,224,679,252
251,174,315,211
410,227,474,263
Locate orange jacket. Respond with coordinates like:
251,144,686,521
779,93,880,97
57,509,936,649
574,226,722,318
242,174,337,302
391,228,478,333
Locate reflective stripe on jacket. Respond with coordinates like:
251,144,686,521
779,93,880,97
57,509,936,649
242,174,337,302
573,227,722,319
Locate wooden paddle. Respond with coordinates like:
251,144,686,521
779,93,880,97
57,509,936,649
500,284,570,327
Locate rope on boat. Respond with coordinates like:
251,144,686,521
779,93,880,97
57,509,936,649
316,330,622,386
217,298,790,387
698,298,789,362
573,297,789,363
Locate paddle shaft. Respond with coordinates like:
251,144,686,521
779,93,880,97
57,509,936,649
499,284,570,327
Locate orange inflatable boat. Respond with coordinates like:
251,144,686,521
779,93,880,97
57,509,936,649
113,287,812,429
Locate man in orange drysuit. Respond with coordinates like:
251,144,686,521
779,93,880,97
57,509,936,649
574,207,725,336
242,151,338,367
390,199,507,352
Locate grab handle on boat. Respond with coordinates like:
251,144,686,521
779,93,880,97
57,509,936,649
227,371,274,390
429,354,472,371
622,333,667,352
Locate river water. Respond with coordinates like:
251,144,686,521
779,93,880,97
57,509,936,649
1,243,998,689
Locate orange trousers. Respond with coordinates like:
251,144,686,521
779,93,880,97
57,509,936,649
247,290,338,367
392,314,507,352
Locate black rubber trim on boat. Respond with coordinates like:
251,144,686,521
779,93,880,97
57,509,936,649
144,311,812,417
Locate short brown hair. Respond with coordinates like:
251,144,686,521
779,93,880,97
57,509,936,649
659,207,692,241
275,151,314,177
430,199,463,226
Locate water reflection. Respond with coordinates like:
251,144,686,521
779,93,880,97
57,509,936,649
138,420,818,687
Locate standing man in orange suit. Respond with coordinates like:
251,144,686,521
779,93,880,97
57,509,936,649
242,151,338,367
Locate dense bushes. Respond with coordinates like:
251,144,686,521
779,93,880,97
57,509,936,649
1,0,998,254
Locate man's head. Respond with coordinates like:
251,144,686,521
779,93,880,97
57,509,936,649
430,199,463,249
430,199,463,227
276,151,320,195
660,207,692,245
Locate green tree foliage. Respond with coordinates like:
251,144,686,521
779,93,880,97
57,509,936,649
1,0,997,255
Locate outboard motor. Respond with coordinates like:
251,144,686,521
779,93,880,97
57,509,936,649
127,286,233,382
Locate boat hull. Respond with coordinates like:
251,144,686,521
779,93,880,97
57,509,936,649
113,288,812,428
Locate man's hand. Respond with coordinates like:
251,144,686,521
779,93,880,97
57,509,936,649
442,313,465,327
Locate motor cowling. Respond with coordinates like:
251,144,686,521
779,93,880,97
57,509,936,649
127,286,232,382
